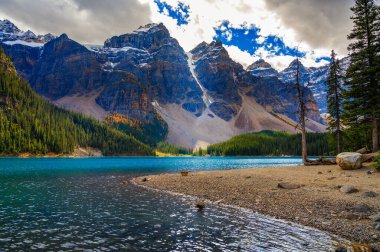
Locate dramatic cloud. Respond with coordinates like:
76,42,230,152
0,0,152,44
0,0,359,69
264,0,354,54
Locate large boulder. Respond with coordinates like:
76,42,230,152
336,152,362,170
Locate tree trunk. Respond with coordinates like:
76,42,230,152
294,57,308,164
335,83,342,154
372,114,378,152
301,125,308,164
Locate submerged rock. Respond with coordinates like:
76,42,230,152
336,152,362,170
195,201,205,211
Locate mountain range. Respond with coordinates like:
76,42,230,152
0,19,338,149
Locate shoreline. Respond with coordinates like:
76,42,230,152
134,164,380,248
131,178,351,249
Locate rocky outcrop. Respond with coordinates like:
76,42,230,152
30,34,104,99
96,71,154,121
277,57,350,114
190,40,242,120
0,19,55,43
245,75,320,122
336,152,363,170
101,23,205,118
247,59,279,77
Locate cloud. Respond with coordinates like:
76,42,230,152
0,0,355,69
0,0,152,44
264,0,355,54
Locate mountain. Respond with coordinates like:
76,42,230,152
276,58,350,114
0,47,153,156
1,20,326,149
247,59,279,77
0,19,54,44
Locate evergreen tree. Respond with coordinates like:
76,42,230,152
326,50,343,153
343,0,380,152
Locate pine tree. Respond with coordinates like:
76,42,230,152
326,50,343,153
343,0,380,152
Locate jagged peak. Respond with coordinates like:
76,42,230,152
134,23,167,33
210,40,223,47
56,33,69,41
247,59,273,71
288,58,305,68
191,40,226,54
104,23,173,49
0,19,21,34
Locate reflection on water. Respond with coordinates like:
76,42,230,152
0,158,344,251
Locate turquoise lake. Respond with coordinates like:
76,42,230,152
0,157,343,251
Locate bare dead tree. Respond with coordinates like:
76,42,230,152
293,56,308,164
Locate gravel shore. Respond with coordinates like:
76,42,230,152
134,164,380,246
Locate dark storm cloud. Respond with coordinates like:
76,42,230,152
0,0,152,44
265,0,355,53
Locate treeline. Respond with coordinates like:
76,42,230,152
207,131,333,156
326,0,380,153
156,142,193,155
0,47,153,156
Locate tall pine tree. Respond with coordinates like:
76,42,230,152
327,50,343,153
343,0,380,152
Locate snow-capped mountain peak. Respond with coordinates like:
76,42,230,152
0,19,55,45
0,19,21,34
247,59,279,77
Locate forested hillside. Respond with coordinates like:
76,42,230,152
0,47,153,156
207,131,333,156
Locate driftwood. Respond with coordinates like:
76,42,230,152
304,157,336,166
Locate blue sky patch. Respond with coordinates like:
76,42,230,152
154,0,190,26
315,56,331,63
214,21,306,58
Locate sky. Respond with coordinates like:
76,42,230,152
0,0,359,70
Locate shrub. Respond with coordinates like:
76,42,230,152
375,155,380,171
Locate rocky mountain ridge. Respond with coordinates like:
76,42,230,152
247,57,350,114
1,20,326,148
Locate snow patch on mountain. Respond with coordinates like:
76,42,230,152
186,52,213,107
3,39,44,47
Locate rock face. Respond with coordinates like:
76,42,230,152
336,152,363,170
247,59,279,77
190,40,242,120
31,34,104,99
276,57,350,114
0,19,55,44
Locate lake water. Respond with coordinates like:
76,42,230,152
0,157,345,251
